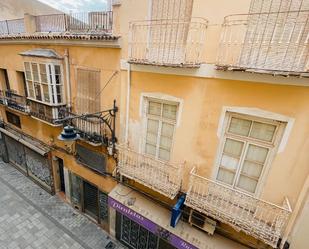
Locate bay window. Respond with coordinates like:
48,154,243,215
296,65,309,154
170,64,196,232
216,114,282,194
24,62,64,105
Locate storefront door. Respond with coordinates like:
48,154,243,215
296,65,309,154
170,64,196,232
83,181,98,219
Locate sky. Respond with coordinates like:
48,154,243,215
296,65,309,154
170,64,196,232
37,0,109,13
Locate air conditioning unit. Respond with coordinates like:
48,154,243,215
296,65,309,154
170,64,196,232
189,209,216,235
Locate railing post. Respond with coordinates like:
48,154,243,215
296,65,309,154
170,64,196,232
24,13,37,34
5,20,9,35
64,14,68,31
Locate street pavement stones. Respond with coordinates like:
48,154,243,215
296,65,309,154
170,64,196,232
0,160,125,249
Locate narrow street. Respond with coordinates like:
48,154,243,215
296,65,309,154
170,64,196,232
0,160,124,249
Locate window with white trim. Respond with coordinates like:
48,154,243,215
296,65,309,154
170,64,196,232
216,114,282,194
24,62,64,105
144,99,178,161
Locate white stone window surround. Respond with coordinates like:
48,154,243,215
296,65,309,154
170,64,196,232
214,106,295,197
138,92,184,159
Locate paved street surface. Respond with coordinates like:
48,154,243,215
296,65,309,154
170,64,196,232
0,160,124,249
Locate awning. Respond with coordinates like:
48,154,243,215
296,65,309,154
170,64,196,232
19,49,62,59
0,127,50,156
109,184,247,249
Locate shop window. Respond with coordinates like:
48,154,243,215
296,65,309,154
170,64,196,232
6,111,21,128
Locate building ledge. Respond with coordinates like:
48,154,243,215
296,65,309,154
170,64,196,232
0,33,121,48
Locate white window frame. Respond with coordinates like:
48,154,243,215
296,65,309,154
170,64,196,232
144,98,178,161
139,93,183,162
23,61,65,106
213,109,289,197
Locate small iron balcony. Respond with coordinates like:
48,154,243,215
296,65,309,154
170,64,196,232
5,90,29,113
129,18,208,67
117,145,183,199
185,168,292,248
216,10,309,76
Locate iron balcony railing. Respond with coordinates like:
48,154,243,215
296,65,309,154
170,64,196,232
29,101,67,124
185,168,292,248
5,90,29,113
117,145,184,199
72,116,112,145
0,90,6,105
129,18,208,67
216,10,309,75
35,11,113,33
0,18,25,35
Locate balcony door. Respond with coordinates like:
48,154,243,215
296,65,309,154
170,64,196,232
147,0,193,64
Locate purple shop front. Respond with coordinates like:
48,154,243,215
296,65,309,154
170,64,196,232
108,197,198,249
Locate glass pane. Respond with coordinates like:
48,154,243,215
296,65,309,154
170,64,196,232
25,71,32,80
246,144,268,163
228,117,252,136
161,122,174,137
54,65,61,75
57,94,62,103
42,85,50,102
24,62,30,71
217,168,235,185
242,161,263,178
250,122,276,142
147,119,159,134
159,148,170,161
34,84,42,101
162,104,177,120
55,74,61,84
40,64,47,83
159,136,172,150
31,63,39,82
148,101,161,116
237,175,258,193
223,138,244,157
221,154,239,171
145,143,156,156
146,132,157,145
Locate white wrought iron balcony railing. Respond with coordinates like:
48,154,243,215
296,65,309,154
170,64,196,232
117,145,183,199
129,18,208,67
185,168,292,248
35,11,113,33
0,18,25,35
216,10,309,76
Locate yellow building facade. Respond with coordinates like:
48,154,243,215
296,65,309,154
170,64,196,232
0,0,308,249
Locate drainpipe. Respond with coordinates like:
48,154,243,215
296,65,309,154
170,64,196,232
64,49,71,109
124,63,131,144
